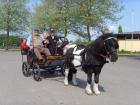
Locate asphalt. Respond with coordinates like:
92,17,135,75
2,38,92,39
0,51,140,105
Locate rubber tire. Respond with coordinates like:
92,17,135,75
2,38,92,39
22,62,31,77
33,63,42,81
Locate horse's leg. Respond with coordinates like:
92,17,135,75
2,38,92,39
72,68,78,86
94,73,101,95
85,73,93,95
68,68,73,82
64,68,69,86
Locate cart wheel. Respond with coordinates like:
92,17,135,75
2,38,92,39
22,62,31,77
33,63,42,81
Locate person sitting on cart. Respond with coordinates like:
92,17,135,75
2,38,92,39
47,28,59,55
42,31,49,48
21,38,28,51
26,29,51,62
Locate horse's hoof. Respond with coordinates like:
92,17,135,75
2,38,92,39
85,90,93,95
64,80,69,86
94,91,101,96
64,83,69,86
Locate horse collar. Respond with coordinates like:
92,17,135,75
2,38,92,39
104,37,117,41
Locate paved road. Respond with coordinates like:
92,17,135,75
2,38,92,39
0,51,140,105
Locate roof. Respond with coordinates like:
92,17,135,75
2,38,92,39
115,31,140,36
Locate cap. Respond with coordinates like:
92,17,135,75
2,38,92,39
49,28,55,33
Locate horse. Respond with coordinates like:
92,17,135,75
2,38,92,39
63,33,119,95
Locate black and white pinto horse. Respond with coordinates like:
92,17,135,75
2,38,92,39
63,33,119,95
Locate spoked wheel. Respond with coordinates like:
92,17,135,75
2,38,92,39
22,62,31,77
33,63,42,81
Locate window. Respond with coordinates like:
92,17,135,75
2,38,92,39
126,35,132,39
133,35,139,40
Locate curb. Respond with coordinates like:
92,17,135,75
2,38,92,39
0,49,20,51
119,54,140,57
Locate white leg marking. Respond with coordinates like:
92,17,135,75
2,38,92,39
72,73,78,86
85,83,93,95
64,69,69,86
93,82,101,95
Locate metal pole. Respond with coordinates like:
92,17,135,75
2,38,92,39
131,10,134,52
131,10,134,40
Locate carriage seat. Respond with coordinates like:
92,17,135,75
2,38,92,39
40,51,64,61
21,48,32,56
47,55,64,60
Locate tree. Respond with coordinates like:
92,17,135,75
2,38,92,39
0,0,30,50
55,0,74,36
31,2,50,30
118,25,123,33
32,0,74,36
71,0,123,41
32,0,123,40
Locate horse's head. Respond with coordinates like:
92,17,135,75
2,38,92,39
101,33,119,62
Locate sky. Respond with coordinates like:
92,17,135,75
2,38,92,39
115,0,140,32
27,0,42,12
27,0,140,40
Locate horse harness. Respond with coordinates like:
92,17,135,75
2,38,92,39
68,37,117,68
100,37,117,59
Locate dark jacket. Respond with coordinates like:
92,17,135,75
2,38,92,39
47,36,59,55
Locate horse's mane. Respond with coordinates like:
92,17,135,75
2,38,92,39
84,33,116,56
79,33,115,65
94,33,115,43
98,33,115,39
88,33,115,47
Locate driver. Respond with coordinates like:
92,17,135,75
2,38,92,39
47,28,59,55
26,29,51,62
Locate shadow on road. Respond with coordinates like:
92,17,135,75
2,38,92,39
76,78,106,92
39,71,106,92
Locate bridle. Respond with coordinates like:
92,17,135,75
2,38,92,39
100,37,117,59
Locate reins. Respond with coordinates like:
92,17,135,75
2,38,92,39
100,37,117,59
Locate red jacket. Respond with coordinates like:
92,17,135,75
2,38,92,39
21,39,28,49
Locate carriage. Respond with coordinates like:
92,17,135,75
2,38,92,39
21,36,68,81
21,33,119,95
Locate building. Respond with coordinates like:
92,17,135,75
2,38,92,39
115,31,140,52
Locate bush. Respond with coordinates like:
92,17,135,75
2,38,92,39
119,50,131,54
0,35,21,49
119,49,140,54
